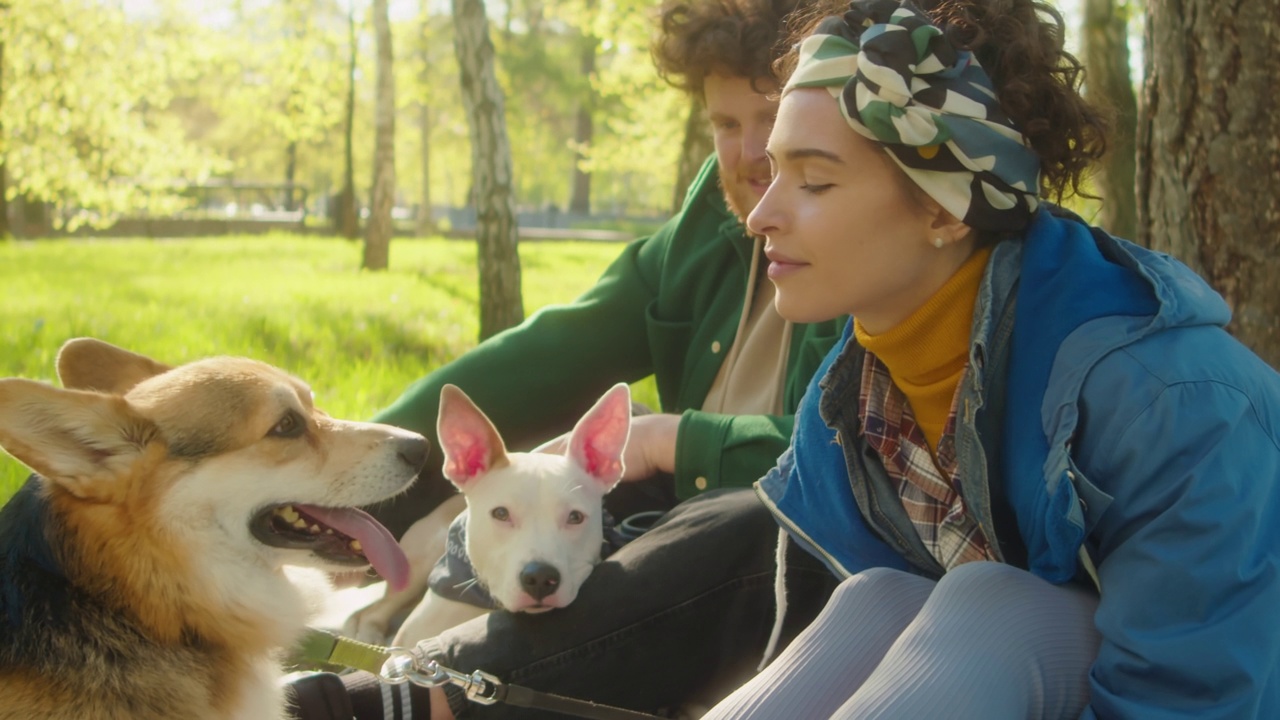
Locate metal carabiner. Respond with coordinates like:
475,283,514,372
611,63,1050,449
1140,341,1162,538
379,648,445,687
378,647,503,706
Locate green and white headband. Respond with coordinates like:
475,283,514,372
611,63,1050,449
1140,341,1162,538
785,0,1040,232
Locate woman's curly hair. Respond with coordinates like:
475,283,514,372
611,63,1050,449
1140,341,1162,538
778,0,1109,202
652,0,806,98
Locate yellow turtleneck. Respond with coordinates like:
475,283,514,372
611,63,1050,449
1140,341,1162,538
854,246,993,452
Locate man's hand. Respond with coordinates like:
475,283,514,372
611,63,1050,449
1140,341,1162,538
536,412,680,482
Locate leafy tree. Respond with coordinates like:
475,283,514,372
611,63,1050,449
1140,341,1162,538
6,0,689,240
2,0,224,230
396,9,467,226
490,0,580,209
268,0,345,210
574,0,688,216
436,0,688,217
170,0,347,216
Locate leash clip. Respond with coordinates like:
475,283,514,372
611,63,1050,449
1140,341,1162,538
379,648,502,705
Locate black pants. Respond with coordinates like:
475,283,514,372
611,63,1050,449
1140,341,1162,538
410,488,838,718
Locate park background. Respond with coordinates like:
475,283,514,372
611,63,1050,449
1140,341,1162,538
1,0,1278,496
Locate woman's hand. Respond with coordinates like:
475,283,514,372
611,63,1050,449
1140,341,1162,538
537,412,680,482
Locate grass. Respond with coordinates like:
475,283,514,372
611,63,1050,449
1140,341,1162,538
0,233,655,502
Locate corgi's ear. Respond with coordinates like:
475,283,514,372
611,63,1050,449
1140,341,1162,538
437,384,508,490
57,338,171,395
568,383,631,491
0,378,159,502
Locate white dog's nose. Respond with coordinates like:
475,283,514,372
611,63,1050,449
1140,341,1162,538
519,562,561,600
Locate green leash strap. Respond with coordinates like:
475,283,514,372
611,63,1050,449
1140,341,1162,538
298,628,392,675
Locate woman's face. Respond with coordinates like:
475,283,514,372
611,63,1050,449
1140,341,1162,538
747,88,973,333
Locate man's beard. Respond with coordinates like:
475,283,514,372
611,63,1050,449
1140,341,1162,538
719,175,757,225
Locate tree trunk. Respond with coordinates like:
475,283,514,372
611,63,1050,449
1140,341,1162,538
569,101,593,216
569,32,597,215
0,163,8,239
338,0,359,240
363,0,395,270
1082,0,1137,240
284,140,298,212
417,101,434,237
20,196,49,238
1139,0,1280,368
417,8,434,237
0,36,8,239
452,0,524,340
671,99,714,213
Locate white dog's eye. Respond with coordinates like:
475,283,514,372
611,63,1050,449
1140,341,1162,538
490,507,510,522
566,510,585,525
269,411,305,438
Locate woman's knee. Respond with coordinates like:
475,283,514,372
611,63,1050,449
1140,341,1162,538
931,561,1040,608
919,561,1099,653
936,561,1097,603
826,567,933,615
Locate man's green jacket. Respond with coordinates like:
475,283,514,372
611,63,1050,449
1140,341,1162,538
375,156,845,498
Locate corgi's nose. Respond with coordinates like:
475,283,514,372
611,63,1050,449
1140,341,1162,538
396,436,430,471
519,562,561,601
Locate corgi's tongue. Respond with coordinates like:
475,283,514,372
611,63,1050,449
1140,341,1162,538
295,505,409,592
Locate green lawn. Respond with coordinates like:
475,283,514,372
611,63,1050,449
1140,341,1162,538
0,233,655,501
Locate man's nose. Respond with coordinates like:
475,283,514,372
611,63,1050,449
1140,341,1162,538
742,122,771,164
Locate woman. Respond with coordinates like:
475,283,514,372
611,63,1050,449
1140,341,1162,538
702,0,1280,717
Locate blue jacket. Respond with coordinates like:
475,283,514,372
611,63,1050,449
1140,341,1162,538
756,207,1280,718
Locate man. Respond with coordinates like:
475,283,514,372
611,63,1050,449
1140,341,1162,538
289,0,839,716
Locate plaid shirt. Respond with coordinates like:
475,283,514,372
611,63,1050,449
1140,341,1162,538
859,351,995,570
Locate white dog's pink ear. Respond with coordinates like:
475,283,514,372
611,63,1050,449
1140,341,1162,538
437,384,509,489
0,378,158,502
568,383,631,490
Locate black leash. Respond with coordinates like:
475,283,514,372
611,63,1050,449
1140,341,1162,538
300,628,663,720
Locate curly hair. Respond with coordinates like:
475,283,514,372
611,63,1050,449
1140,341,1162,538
651,0,808,98
778,0,1109,202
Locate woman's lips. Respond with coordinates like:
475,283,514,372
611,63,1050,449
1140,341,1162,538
765,248,806,280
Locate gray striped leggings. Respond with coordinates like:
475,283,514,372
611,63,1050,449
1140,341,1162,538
701,562,1101,719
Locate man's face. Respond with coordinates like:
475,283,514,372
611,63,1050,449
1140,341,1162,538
704,73,778,222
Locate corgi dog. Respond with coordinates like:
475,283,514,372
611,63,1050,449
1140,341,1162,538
0,338,426,720
343,383,629,647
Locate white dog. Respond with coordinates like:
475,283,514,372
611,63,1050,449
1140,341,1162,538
343,382,630,646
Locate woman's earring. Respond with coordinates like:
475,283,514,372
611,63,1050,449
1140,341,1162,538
933,237,945,249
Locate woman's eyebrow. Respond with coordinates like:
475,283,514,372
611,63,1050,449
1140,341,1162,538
765,147,845,164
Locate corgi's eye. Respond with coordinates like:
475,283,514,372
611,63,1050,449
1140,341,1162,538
490,507,510,522
269,411,305,438
566,510,585,525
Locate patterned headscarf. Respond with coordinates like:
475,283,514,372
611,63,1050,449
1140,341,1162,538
785,0,1040,233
